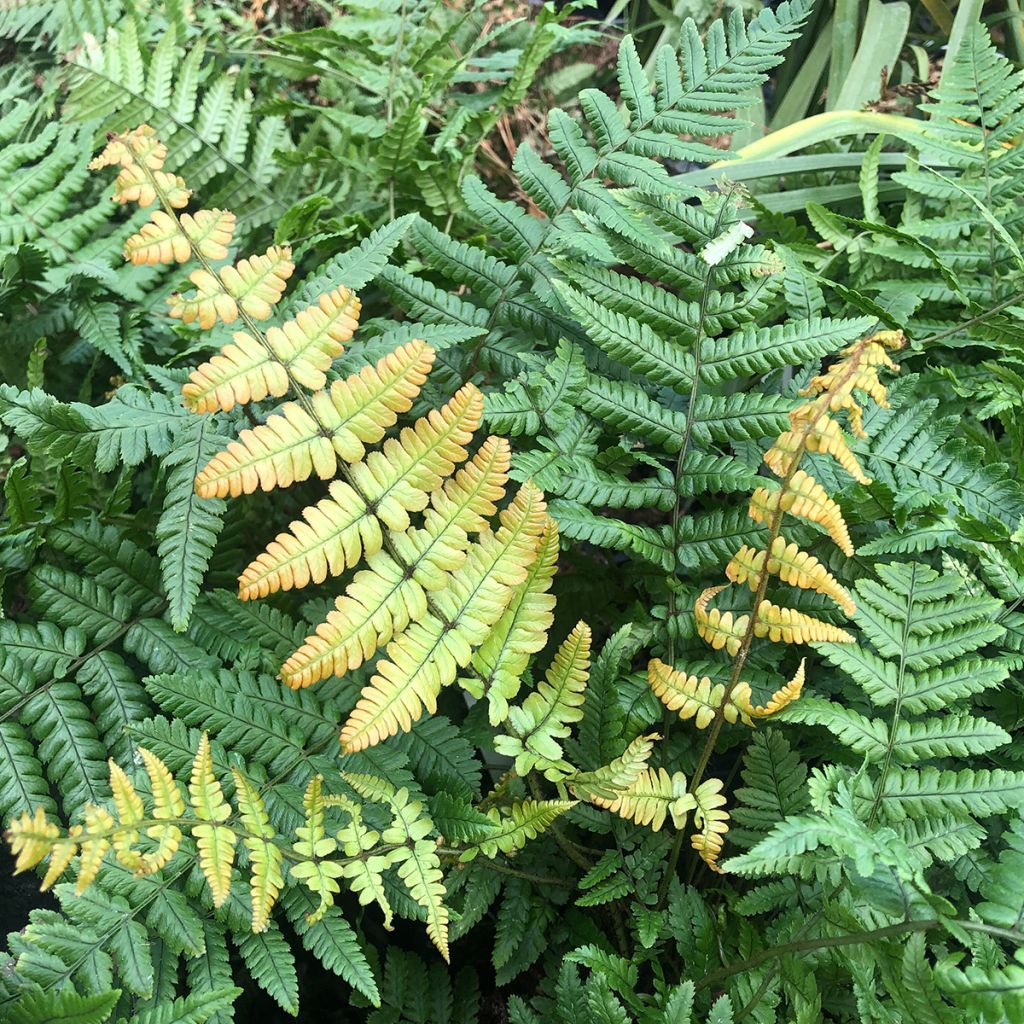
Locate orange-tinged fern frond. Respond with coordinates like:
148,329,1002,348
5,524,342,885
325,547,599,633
237,385,483,600
90,123,166,171
738,659,806,718
753,600,854,646
647,658,753,728
185,209,236,261
749,471,853,556
168,245,294,328
727,539,855,616
125,210,191,264
112,164,190,207
279,438,511,688
182,287,361,413
125,208,236,265
690,779,729,872
339,482,546,752
695,585,749,656
194,341,434,498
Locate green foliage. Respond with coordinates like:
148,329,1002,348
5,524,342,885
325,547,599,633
4,4,1024,1024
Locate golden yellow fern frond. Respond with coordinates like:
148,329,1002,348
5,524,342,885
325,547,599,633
232,768,283,932
40,834,78,891
339,482,546,752
109,760,145,871
188,734,235,908
737,659,806,718
589,767,696,832
765,413,869,484
690,779,729,872
800,330,902,434
726,538,855,616
7,806,62,876
753,600,855,645
194,341,435,498
138,746,186,875
468,517,559,725
646,658,753,728
77,806,115,893
112,164,190,208
694,585,749,656
168,245,295,329
398,435,512,584
182,287,361,413
279,438,512,688
749,470,853,557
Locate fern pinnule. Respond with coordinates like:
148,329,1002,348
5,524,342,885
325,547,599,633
467,517,559,725
231,768,283,933
189,733,235,907
588,767,695,832
647,659,754,728
169,246,296,328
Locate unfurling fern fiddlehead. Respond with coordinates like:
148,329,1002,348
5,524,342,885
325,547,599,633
90,125,552,755
646,329,904,870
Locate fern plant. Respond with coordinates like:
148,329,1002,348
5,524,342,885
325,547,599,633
7,7,1024,1024
88,124,570,754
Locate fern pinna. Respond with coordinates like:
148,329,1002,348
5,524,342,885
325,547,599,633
89,124,558,755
